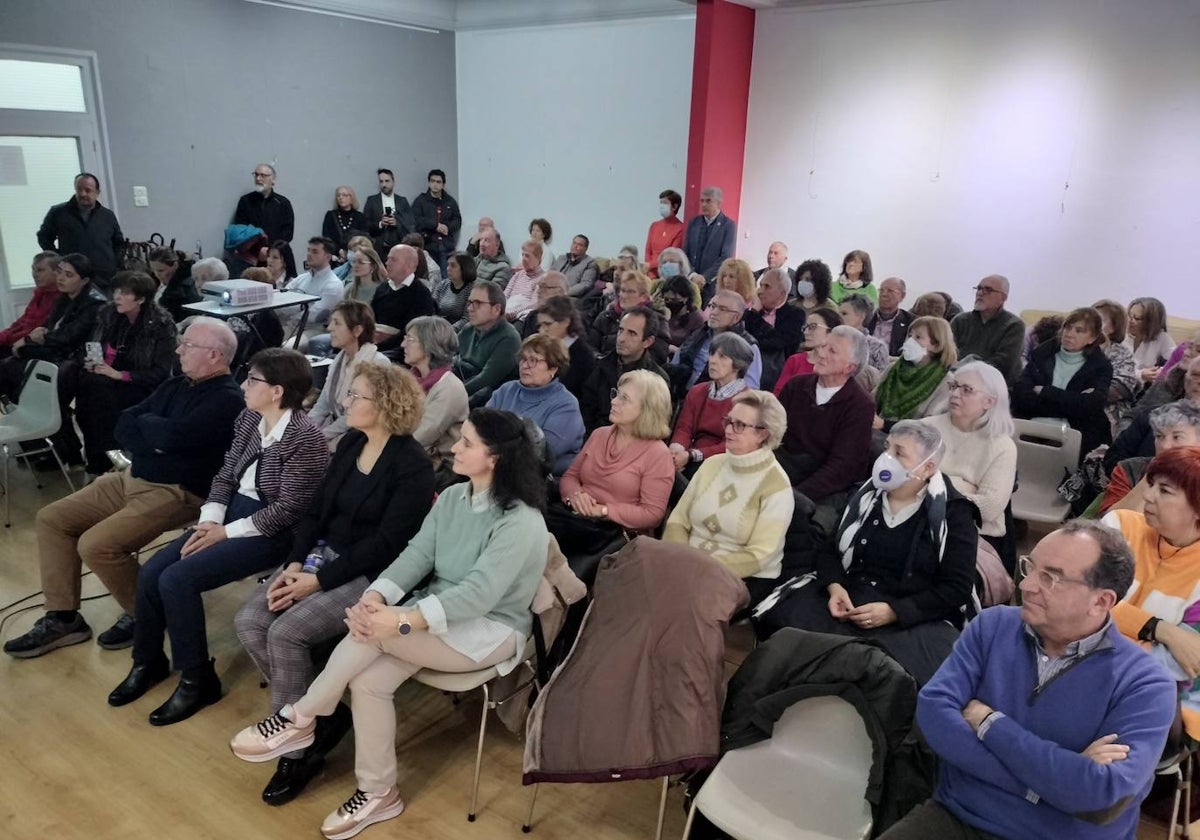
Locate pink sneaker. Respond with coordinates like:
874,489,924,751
230,711,315,762
321,787,405,839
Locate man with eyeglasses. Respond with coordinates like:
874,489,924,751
672,289,762,395
11,318,245,660
879,520,1176,840
234,163,294,246
453,280,521,406
579,306,670,432
950,274,1025,385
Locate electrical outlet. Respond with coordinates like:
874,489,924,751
133,185,149,207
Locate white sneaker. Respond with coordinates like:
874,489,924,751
229,711,315,762
321,787,405,839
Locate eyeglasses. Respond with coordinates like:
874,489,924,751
253,171,273,179
345,390,375,404
519,356,547,367
711,305,739,315
178,340,215,352
722,415,767,434
466,299,491,309
946,381,979,396
974,285,1003,296
802,323,826,333
609,388,632,404
245,375,270,386
1018,556,1092,591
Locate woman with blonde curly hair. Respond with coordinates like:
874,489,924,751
712,258,756,307
229,361,436,806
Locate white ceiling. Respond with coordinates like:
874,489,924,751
245,0,904,33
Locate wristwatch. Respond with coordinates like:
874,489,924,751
1138,616,1160,643
397,615,412,636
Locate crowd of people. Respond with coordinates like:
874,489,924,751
4,166,1198,839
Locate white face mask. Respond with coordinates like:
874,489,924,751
659,261,681,279
871,450,930,492
901,336,928,363
795,279,815,299
658,202,672,219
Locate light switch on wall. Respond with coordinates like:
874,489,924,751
132,185,149,207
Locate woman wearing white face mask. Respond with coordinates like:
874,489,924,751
645,189,684,278
872,316,957,432
753,420,979,685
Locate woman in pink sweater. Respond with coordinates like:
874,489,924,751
551,370,675,582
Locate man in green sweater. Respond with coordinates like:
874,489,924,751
950,274,1025,385
454,280,520,405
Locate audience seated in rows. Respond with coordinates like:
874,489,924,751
655,271,705,355
0,252,61,359
744,267,804,393
1013,306,1114,459
872,315,956,433
924,362,1018,563
75,270,179,477
867,276,914,357
402,316,468,487
755,419,979,686
1125,296,1175,383
830,249,876,305
588,269,673,367
229,409,548,839
5,318,245,660
453,280,520,406
551,234,599,297
549,370,675,580
114,348,330,726
472,228,511,287
578,306,669,433
673,289,762,394
773,307,842,394
532,295,595,395
665,389,794,607
321,186,368,258
147,247,200,321
1095,401,1200,517
486,334,584,476
370,244,436,355
949,274,1024,384
230,361,435,804
794,258,836,316
879,521,1174,840
309,301,386,451
433,252,476,330
670,331,755,479
838,293,890,372
644,189,684,278
518,272,569,340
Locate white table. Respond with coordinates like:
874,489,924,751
183,292,321,349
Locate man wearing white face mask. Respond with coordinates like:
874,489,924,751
754,419,980,685
645,189,684,278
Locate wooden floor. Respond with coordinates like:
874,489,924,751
0,462,1189,840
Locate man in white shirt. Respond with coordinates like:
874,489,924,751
284,237,344,349
362,168,413,255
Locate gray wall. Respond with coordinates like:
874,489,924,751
5,0,458,259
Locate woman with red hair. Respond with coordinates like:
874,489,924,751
1105,445,1200,738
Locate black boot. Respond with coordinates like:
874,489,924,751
108,654,171,707
261,753,324,806
310,701,353,759
148,658,221,726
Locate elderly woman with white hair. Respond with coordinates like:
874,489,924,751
664,390,794,606
923,362,1016,565
754,419,980,685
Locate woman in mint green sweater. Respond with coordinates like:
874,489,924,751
230,408,548,839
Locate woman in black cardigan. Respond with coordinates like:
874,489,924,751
1012,306,1114,460
232,361,434,804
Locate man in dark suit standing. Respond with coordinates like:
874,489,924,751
684,185,736,304
362,168,414,256
233,163,294,246
866,276,915,357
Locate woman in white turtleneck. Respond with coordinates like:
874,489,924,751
664,389,794,607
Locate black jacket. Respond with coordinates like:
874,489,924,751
370,281,436,352
321,209,369,253
88,300,178,389
1013,340,1113,457
234,190,294,243
37,198,124,282
1105,406,1157,473
412,190,462,252
866,308,915,357
284,431,435,591
158,261,201,322
362,193,415,253
743,304,805,393
19,283,108,363
672,321,759,397
587,304,673,367
578,351,670,433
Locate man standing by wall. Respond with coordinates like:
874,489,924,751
37,174,124,289
684,185,736,300
233,163,294,247
413,168,461,275
362,168,414,255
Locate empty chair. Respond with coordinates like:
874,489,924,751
1009,418,1081,524
683,696,874,840
0,360,76,526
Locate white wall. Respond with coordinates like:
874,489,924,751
455,14,694,261
739,0,1200,317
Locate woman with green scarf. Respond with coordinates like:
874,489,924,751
872,316,957,432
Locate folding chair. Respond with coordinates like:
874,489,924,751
1010,419,1081,525
0,360,76,526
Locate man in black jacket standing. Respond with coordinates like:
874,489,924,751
37,173,124,289
233,163,294,246
412,168,461,275
362,168,414,256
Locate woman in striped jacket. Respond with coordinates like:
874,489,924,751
108,348,330,726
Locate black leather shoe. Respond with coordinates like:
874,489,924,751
148,659,221,726
262,754,324,806
311,701,353,759
108,656,171,707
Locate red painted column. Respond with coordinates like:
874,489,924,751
684,0,756,225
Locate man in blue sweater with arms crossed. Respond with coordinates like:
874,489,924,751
881,519,1176,839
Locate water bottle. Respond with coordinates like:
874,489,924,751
301,540,328,574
